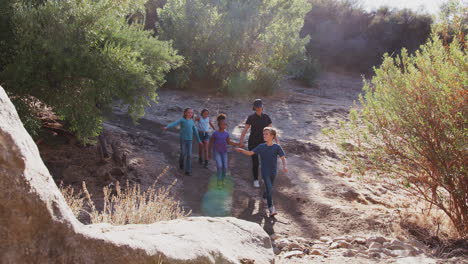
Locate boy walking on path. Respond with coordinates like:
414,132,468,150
239,99,279,188
236,127,287,217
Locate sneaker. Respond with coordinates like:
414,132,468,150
204,160,208,168
198,157,203,164
185,172,192,176
269,206,277,217
253,180,260,188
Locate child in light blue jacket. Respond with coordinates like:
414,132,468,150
163,108,201,176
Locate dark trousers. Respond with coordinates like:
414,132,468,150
248,141,263,181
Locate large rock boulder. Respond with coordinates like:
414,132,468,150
0,86,274,264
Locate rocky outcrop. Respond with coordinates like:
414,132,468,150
0,86,274,264
271,234,430,262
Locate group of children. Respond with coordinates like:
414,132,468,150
162,99,287,217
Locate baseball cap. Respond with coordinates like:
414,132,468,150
252,99,263,110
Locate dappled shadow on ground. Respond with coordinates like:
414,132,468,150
229,150,335,238
107,112,214,215
107,76,382,239
109,98,359,239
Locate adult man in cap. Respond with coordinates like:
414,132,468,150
239,99,279,188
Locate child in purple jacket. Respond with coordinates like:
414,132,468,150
209,114,239,186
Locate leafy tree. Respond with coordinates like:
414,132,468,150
286,54,320,86
302,0,432,72
329,31,467,235
156,0,311,92
436,0,468,44
143,0,166,32
0,0,25,72
1,0,182,141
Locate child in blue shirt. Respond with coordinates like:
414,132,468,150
163,108,201,176
236,127,287,217
195,109,215,168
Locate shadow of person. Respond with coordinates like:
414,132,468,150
236,195,279,235
263,215,277,235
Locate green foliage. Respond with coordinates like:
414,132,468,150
331,32,467,235
157,0,311,91
223,67,280,96
224,72,251,96
9,96,41,139
1,0,182,141
435,0,468,43
286,54,320,86
302,0,432,72
0,0,17,72
143,0,166,32
249,66,281,95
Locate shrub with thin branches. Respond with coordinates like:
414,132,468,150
328,30,467,236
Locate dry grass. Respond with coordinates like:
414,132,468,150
82,179,190,225
59,182,85,217
390,198,460,241
59,168,190,225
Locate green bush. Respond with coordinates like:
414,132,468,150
302,0,432,72
1,0,182,142
9,96,41,139
165,64,192,90
157,0,310,91
332,32,467,235
224,72,251,96
223,66,280,96
249,67,281,95
286,54,320,86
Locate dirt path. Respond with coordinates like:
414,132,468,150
104,72,399,239
36,70,465,263
39,71,465,263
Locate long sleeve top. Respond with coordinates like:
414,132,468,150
167,118,201,142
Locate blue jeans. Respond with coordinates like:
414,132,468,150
179,139,193,173
262,173,276,208
214,151,228,181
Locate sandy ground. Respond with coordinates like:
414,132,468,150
132,71,396,238
38,71,467,263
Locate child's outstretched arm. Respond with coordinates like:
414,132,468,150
163,118,181,130
235,147,255,156
227,137,239,147
280,156,288,173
